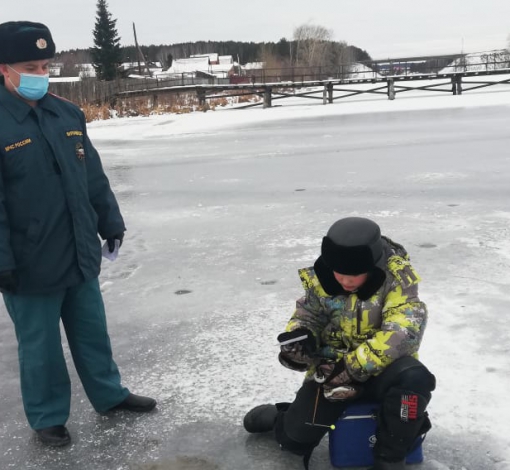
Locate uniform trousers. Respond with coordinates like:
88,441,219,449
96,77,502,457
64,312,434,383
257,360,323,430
2,277,129,429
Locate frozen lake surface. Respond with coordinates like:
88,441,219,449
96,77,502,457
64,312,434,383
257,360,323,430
1,89,510,470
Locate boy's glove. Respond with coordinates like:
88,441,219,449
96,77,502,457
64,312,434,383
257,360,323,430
319,362,352,387
277,328,316,372
0,270,18,294
320,360,362,401
277,328,316,355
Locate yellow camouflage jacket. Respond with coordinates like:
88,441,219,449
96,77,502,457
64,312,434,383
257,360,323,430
285,237,427,382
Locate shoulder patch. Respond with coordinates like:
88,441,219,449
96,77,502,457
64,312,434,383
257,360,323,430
387,255,421,288
298,267,328,297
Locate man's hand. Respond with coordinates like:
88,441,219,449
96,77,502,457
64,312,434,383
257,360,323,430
107,232,124,253
0,270,17,294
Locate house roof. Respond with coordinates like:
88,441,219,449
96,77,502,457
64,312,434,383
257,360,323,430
169,57,210,73
210,63,235,73
218,55,233,64
243,62,265,70
190,53,218,63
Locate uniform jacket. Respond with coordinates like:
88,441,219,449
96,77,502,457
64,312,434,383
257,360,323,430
0,81,125,294
285,237,427,382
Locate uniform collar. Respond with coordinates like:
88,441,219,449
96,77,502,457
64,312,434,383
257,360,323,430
0,78,60,122
38,93,61,116
0,79,33,123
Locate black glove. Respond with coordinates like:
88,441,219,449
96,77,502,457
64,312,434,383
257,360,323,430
277,328,317,371
320,359,362,401
0,270,18,294
320,360,351,386
107,232,124,253
277,328,317,356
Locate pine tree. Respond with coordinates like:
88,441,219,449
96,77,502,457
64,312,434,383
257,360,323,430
91,0,122,81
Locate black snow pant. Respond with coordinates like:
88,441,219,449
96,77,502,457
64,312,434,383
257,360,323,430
275,356,436,464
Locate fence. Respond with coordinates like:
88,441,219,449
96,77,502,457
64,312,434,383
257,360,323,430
49,75,230,104
244,51,510,82
49,51,510,106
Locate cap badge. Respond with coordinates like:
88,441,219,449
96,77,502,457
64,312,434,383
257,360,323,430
36,38,48,49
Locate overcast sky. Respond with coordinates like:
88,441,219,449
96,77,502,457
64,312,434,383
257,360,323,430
5,0,510,59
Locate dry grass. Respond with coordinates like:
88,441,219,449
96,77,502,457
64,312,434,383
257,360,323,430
82,103,112,122
81,90,261,122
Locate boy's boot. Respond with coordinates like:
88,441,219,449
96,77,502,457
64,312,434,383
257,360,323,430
243,404,278,433
370,458,406,470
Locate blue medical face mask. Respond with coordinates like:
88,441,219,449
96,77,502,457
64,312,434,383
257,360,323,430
8,65,50,101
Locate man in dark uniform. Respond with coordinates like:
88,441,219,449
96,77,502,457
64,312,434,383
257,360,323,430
0,21,156,447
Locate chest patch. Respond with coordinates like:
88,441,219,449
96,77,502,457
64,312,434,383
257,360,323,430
5,138,32,153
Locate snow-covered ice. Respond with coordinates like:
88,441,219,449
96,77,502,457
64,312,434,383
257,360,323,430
1,82,510,470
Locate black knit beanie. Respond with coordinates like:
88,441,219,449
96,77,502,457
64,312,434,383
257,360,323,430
318,217,383,275
0,21,55,64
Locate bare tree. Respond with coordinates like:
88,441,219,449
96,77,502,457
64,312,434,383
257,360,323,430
293,23,333,66
257,44,287,81
157,47,173,70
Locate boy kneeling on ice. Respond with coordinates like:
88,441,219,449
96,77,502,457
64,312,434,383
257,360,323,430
243,217,436,470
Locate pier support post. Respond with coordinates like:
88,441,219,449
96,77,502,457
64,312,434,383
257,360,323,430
197,88,206,106
387,78,395,100
263,87,272,108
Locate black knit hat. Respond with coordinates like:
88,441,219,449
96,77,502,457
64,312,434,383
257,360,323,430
318,217,383,275
0,21,56,64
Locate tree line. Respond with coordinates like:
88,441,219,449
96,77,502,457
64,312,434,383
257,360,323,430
55,40,371,74
57,0,371,80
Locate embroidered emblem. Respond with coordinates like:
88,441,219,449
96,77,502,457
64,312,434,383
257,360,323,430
66,130,83,137
5,138,32,152
75,142,85,160
36,38,47,49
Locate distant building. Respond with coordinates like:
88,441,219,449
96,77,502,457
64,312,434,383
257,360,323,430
346,63,381,79
119,61,163,77
152,55,238,80
440,50,510,73
210,62,236,79
76,64,96,79
242,62,265,71
68,52,245,82
159,57,210,78
218,55,233,64
49,66,62,77
190,53,219,65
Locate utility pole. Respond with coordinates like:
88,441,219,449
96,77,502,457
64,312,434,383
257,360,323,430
133,22,152,77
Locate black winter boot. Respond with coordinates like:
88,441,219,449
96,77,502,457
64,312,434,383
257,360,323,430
110,393,157,412
243,404,278,433
35,425,71,447
370,458,406,470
